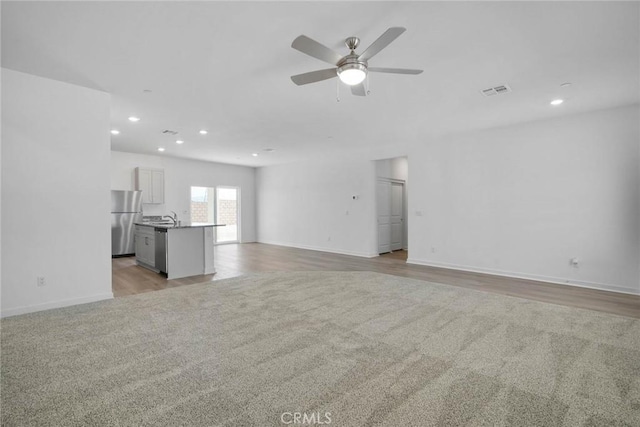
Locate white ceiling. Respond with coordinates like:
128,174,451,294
2,1,639,167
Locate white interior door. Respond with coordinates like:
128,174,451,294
390,182,404,251
377,180,391,254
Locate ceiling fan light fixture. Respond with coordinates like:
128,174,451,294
337,63,367,86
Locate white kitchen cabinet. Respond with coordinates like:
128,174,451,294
134,225,156,268
135,167,164,204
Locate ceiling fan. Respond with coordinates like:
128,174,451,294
290,27,423,96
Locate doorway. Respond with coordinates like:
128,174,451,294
215,187,240,243
190,186,241,244
377,179,404,254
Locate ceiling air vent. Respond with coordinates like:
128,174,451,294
480,84,512,97
162,130,178,135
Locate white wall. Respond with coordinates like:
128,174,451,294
1,69,113,316
0,70,3,313
376,157,408,183
408,104,640,294
257,158,378,257
111,151,256,242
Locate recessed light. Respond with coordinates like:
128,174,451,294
110,129,120,135
128,116,141,122
560,82,572,88
199,130,208,135
252,153,259,157
158,147,165,152
263,148,275,152
550,99,564,106
176,140,184,144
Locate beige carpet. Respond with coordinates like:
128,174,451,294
2,271,639,426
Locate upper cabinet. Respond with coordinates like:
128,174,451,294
135,167,164,204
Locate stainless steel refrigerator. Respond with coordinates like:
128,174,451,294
111,190,143,256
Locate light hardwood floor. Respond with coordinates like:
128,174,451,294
112,243,640,318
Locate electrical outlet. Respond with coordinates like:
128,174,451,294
431,247,436,253
37,276,46,287
570,257,580,268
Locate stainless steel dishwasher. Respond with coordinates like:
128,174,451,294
154,228,168,274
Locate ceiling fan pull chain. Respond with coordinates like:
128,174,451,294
336,78,341,102
366,74,371,95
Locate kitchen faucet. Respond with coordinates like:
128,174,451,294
163,211,178,226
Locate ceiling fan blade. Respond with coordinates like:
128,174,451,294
290,68,338,86
368,67,423,75
357,27,406,62
350,83,367,96
291,35,344,65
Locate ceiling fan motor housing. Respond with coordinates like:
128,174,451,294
337,53,368,81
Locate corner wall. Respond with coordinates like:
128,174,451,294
256,158,377,257
408,104,640,294
1,69,113,316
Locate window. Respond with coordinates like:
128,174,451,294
190,186,240,244
215,187,239,243
190,187,215,222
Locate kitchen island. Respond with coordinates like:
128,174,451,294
134,222,224,280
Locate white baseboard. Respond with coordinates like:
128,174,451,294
1,292,114,318
406,258,639,296
258,240,378,259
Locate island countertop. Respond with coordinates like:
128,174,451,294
134,221,219,279
135,222,225,229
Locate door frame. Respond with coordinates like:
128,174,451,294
214,185,241,244
189,185,241,245
376,178,405,254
